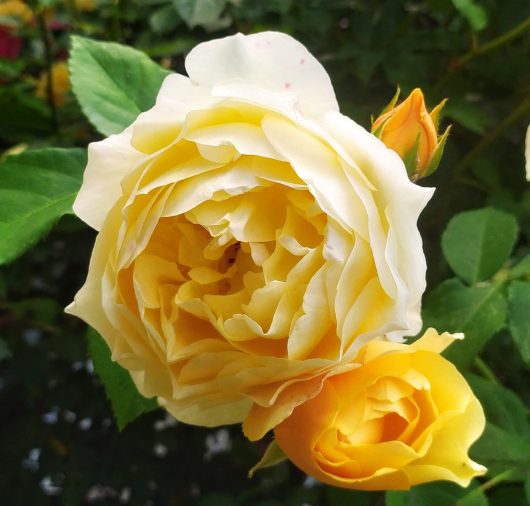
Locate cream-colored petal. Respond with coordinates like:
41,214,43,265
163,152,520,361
73,127,147,230
262,114,368,238
322,112,434,346
185,32,338,118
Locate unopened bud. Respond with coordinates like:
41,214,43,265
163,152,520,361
372,88,450,180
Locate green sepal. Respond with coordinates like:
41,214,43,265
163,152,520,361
422,124,451,178
379,86,401,116
371,86,401,128
248,440,287,478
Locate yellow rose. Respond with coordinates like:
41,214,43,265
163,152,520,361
371,89,449,179
67,32,433,436
274,329,486,490
0,0,33,25
35,61,70,107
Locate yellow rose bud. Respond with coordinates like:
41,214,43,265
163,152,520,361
35,61,70,107
0,0,33,25
274,328,486,490
67,32,434,435
372,88,449,179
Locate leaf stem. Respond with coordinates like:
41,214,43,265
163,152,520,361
435,17,530,92
458,17,530,67
456,468,517,504
36,8,59,134
473,357,499,383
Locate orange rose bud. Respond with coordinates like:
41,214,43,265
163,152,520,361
274,329,486,491
371,88,450,180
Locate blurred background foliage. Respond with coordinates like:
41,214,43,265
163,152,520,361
0,0,529,504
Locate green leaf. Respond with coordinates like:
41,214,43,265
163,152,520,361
0,148,86,265
173,0,227,28
441,208,519,285
508,281,530,364
248,440,287,478
69,36,170,136
525,473,530,504
471,423,530,478
386,481,488,506
149,4,181,34
87,329,159,430
451,0,488,31
466,373,530,439
511,255,530,280
0,89,52,142
422,279,507,369
444,99,492,135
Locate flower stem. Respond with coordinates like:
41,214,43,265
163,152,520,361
453,95,530,176
36,8,59,134
458,17,530,67
435,17,530,92
473,357,499,383
456,468,517,504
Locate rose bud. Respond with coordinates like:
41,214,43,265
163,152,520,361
371,88,450,180
274,328,486,490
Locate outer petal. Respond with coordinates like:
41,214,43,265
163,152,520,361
321,111,434,349
73,127,148,230
185,32,339,119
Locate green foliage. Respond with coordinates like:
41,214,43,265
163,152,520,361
386,481,488,506
466,374,530,439
422,279,507,369
451,0,489,31
441,208,519,285
471,424,530,478
69,36,170,136
0,148,86,265
507,281,530,363
87,329,159,430
173,0,228,29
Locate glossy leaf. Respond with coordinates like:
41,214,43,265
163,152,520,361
87,329,159,430
508,281,530,363
471,423,530,478
451,0,488,31
466,373,530,438
511,255,530,280
69,36,170,136
441,208,518,285
422,279,507,369
386,481,488,506
0,148,86,265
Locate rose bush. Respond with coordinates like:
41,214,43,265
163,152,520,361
274,329,487,490
67,32,434,438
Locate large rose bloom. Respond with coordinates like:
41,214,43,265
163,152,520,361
67,32,433,438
